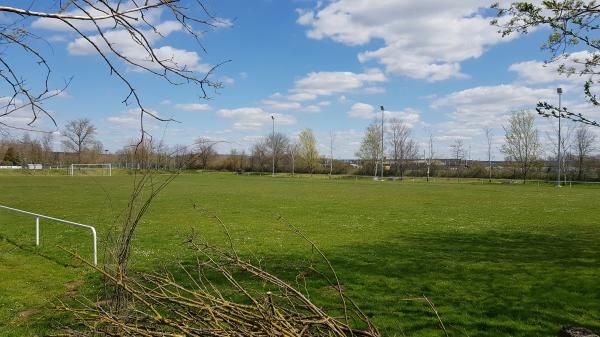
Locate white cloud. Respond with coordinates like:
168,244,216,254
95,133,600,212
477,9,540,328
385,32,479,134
106,108,160,130
214,18,234,28
0,97,58,130
217,107,296,130
221,76,236,85
64,20,210,72
263,69,383,108
288,93,318,101
429,84,555,145
31,2,163,32
432,84,555,116
261,100,302,111
347,102,420,126
509,50,596,85
174,103,212,112
347,103,375,119
298,1,512,81
304,105,322,113
293,68,386,97
364,86,386,94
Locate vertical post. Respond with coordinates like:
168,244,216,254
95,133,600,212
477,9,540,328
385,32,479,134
271,115,275,177
557,87,563,187
91,227,97,266
109,163,112,177
329,131,334,178
380,106,385,180
35,217,40,246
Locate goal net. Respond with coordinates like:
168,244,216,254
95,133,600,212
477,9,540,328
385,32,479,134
70,164,112,176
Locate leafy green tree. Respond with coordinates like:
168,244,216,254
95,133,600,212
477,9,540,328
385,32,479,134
501,111,542,182
2,147,19,165
298,128,319,175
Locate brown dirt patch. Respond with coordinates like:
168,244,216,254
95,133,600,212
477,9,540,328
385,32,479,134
18,309,39,319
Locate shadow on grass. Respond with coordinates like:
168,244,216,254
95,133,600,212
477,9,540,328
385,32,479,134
8,228,599,337
132,227,599,336
313,230,600,336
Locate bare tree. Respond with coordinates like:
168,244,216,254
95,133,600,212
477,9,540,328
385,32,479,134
426,134,435,182
356,122,382,177
195,138,217,170
574,125,597,180
0,2,225,133
62,118,97,163
172,144,195,170
250,139,269,172
298,128,319,175
546,123,574,183
501,111,542,182
449,139,465,180
329,131,335,178
288,143,297,176
267,132,289,172
485,128,493,182
40,132,55,164
388,118,418,179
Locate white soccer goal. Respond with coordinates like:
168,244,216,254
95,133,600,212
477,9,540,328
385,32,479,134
70,164,112,176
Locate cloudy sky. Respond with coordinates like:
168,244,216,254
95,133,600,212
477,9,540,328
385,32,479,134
3,0,599,159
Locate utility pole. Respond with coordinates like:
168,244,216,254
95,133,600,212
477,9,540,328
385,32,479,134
290,144,295,176
271,115,275,177
380,105,385,180
329,131,334,178
557,88,562,187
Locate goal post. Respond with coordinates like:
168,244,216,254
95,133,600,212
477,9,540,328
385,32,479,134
70,164,112,176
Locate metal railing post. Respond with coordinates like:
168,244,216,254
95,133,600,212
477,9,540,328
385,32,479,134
1,204,98,265
36,217,39,246
91,227,97,266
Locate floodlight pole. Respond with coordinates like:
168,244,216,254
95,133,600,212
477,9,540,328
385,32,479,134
380,105,385,180
271,115,275,177
557,87,562,187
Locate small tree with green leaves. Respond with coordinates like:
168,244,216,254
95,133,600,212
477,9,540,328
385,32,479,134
298,128,319,175
501,111,542,182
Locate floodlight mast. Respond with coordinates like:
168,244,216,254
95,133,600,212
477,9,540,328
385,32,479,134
380,105,385,180
271,115,275,177
557,87,563,187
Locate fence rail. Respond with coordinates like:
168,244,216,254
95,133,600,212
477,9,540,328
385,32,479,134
0,204,97,265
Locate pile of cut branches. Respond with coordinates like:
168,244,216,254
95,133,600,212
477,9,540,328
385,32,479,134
60,238,379,337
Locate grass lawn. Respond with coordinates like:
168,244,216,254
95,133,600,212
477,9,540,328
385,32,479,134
0,172,599,336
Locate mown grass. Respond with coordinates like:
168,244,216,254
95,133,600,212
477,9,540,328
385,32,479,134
0,172,598,336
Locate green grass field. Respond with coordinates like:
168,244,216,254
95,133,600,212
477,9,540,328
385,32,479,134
0,173,599,336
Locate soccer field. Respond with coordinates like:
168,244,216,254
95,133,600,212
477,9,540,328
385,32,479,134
0,173,599,336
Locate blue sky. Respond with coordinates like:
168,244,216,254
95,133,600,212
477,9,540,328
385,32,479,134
3,0,599,159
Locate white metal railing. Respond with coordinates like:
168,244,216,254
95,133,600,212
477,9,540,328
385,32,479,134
0,204,97,265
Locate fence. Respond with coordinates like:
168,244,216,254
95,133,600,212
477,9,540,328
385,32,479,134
0,204,97,265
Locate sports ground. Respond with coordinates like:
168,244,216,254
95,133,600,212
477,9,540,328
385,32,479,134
0,173,599,336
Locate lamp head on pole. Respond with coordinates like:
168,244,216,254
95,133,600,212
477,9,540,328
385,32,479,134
557,87,563,95
271,115,274,120
380,105,385,111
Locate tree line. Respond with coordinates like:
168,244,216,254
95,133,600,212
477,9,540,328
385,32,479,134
1,113,599,181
